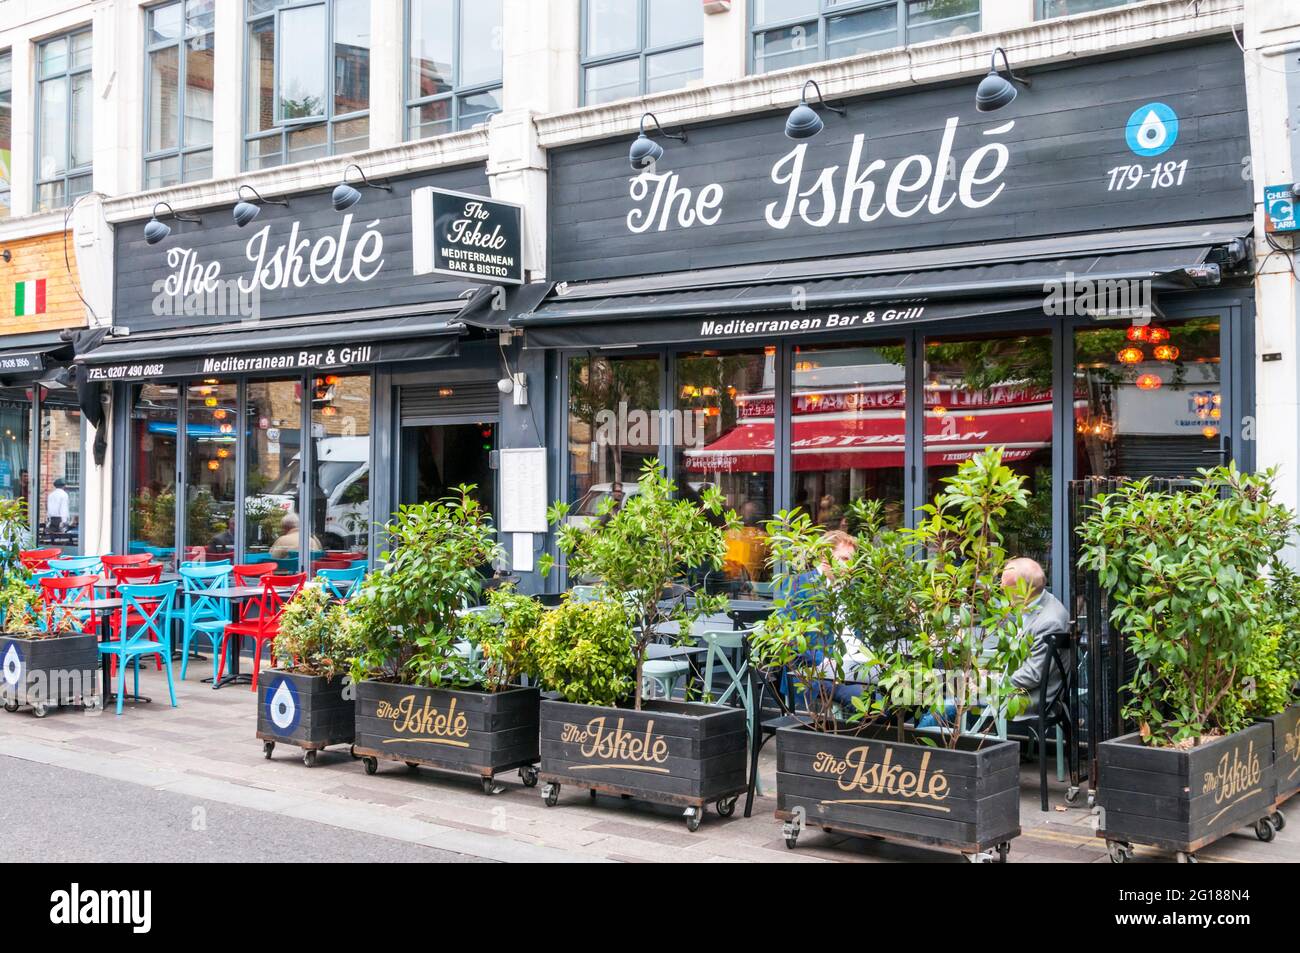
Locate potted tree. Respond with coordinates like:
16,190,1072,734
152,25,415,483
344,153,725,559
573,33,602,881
1263,565,1300,825
536,460,749,831
350,488,542,794
257,582,361,766
1079,465,1290,862
1,571,101,717
762,449,1030,862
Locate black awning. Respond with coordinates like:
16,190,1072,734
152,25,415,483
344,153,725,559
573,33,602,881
516,220,1250,348
75,308,464,381
0,335,75,381
457,281,554,331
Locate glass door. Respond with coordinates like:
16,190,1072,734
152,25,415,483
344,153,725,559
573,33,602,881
129,383,181,568
399,420,497,518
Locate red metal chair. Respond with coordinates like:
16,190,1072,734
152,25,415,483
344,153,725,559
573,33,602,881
38,575,98,633
217,573,306,693
101,553,154,578
20,548,62,571
233,562,278,587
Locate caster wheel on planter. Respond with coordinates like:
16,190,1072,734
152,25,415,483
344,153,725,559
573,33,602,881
349,745,359,760
302,749,317,768
1272,810,1286,832
590,789,598,800
1176,851,1198,864
3,700,19,713
995,842,1010,863
1106,841,1132,864
684,807,702,833
519,765,539,787
363,757,378,776
31,702,48,719
542,782,560,807
1087,791,1096,810
1254,817,1276,842
715,796,738,818
481,776,505,795
783,822,800,850
405,761,419,771
263,741,275,760
1064,786,1081,805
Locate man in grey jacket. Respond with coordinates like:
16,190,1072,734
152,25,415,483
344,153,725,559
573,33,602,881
1002,558,1071,721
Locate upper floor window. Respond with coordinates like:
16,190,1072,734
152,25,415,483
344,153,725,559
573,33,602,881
581,0,703,106
0,51,11,219
751,0,979,74
245,0,370,171
406,0,503,140
1037,0,1131,17
145,1,216,190
36,29,94,211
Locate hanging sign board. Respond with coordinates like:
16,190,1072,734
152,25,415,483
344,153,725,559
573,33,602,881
497,447,548,533
413,187,525,286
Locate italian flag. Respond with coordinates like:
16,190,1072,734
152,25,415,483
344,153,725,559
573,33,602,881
15,279,46,317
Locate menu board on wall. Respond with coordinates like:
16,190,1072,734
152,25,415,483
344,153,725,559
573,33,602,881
498,448,548,533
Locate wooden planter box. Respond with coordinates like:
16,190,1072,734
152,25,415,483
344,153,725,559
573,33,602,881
256,670,354,767
353,680,540,794
1097,722,1278,861
538,699,748,831
0,632,100,717
775,725,1020,861
1266,704,1300,811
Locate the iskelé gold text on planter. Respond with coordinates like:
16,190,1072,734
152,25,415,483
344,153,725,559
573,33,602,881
375,695,469,746
812,745,951,812
561,717,669,772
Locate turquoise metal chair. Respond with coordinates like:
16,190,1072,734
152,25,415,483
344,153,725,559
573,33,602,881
25,568,60,589
48,555,102,576
178,565,233,681
182,559,232,568
699,627,760,789
98,582,178,715
316,565,365,600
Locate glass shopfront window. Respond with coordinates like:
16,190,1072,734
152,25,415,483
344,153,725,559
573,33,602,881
924,330,1055,571
566,354,661,517
244,379,303,568
38,395,82,551
676,349,775,594
186,381,237,564
0,387,32,517
1074,317,1222,480
129,383,180,567
791,340,906,531
311,373,371,563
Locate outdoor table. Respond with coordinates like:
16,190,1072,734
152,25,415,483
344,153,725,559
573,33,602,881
92,572,182,589
204,586,265,689
83,597,152,706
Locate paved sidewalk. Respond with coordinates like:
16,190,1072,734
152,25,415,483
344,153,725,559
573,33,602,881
1,667,1295,863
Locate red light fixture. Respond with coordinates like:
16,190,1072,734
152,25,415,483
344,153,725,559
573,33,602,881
1135,373,1162,390
1153,345,1180,361
1146,326,1170,344
1125,325,1149,342
1117,346,1144,364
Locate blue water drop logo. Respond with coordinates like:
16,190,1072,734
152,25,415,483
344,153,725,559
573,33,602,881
1125,102,1179,157
2,644,22,688
267,677,299,732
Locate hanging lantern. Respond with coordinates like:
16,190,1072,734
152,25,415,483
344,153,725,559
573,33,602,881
320,405,339,417
1202,425,1220,439
1117,346,1144,364
1146,326,1170,344
1153,345,1180,361
204,396,218,408
216,448,230,460
1135,373,1162,390
1125,325,1149,342
206,459,220,471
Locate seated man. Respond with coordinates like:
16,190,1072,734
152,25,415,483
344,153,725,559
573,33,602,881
1002,557,1071,722
916,556,1070,730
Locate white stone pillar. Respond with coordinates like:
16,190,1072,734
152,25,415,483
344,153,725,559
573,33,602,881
210,0,243,179
8,32,34,216
982,0,1034,35
369,0,404,149
702,0,747,86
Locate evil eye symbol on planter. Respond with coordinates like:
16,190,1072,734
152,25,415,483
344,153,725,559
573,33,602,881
1125,102,1179,157
267,677,300,733
1,643,22,688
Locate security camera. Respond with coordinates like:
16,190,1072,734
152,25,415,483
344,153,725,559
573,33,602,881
497,377,515,395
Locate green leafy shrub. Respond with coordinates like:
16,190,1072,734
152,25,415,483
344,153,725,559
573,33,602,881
459,585,545,692
543,458,736,709
1077,464,1297,746
0,497,31,574
349,487,501,688
531,598,636,707
274,582,361,679
0,569,44,635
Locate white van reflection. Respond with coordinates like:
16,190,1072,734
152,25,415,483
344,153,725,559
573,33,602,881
256,436,369,550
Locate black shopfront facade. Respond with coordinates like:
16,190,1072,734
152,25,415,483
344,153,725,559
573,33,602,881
525,38,1255,601
82,164,528,573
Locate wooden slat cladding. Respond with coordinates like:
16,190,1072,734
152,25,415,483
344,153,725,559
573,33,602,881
1,230,87,337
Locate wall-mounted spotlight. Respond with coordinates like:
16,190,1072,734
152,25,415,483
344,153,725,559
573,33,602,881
785,80,846,140
232,184,288,228
144,201,201,245
975,47,1031,113
629,113,687,171
332,164,393,212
